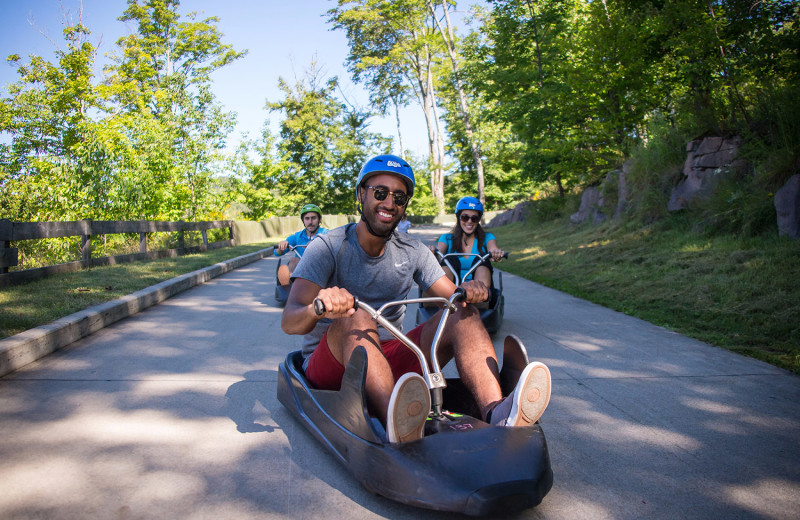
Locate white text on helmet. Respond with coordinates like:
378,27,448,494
387,160,401,168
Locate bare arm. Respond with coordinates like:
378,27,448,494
426,275,488,305
485,238,505,262
281,278,355,335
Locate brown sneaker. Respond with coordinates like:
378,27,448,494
386,373,430,443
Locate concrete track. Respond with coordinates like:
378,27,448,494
1,225,798,519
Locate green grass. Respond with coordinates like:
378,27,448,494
0,241,277,339
491,216,800,374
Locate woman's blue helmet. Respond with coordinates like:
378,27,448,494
455,196,483,215
356,154,415,198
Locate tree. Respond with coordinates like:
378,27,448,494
329,0,449,213
0,16,107,222
262,64,389,216
103,0,245,219
427,0,487,205
469,0,584,195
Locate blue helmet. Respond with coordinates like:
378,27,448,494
356,154,415,198
455,196,483,215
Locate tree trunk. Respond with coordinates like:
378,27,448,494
409,36,445,214
431,0,485,205
392,96,405,158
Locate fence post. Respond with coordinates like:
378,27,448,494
178,221,185,252
229,222,235,245
201,229,208,246
0,219,17,274
80,219,92,267
139,232,147,254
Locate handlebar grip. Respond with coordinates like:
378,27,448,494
313,296,359,316
453,287,467,302
503,252,510,259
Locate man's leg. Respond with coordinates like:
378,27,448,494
277,265,291,286
419,304,503,421
278,257,302,287
420,305,550,426
324,309,396,424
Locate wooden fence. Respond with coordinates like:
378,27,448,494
0,219,234,287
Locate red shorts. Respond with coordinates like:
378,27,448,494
305,324,425,390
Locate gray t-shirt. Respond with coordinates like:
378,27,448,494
292,223,444,352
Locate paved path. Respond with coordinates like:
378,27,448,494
1,225,798,519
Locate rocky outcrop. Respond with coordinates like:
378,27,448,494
495,136,798,239
569,162,631,225
668,137,745,211
486,201,530,228
614,161,631,220
569,186,607,225
775,174,800,238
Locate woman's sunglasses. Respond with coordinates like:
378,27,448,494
367,185,409,207
460,214,481,223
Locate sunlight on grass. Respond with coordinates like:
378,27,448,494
578,239,612,249
680,242,713,252
492,216,800,374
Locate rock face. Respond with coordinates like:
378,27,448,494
492,135,798,239
668,137,744,211
614,161,631,220
569,162,631,225
486,201,530,228
775,174,800,238
569,186,607,225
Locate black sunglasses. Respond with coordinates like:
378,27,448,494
367,185,409,207
460,214,481,223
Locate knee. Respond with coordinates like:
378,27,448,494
452,303,481,323
328,309,380,347
476,266,492,285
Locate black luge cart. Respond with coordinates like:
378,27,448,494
277,292,552,516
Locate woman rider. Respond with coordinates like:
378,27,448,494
435,197,505,290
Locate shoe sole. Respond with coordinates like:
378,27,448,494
507,362,551,427
387,373,431,443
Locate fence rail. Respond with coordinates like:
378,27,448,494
0,219,234,287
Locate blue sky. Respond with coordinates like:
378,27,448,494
1,0,475,158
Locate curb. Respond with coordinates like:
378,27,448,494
0,247,274,377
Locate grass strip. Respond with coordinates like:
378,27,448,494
0,241,276,339
491,217,800,374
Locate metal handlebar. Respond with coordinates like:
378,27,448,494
286,244,306,257
312,288,467,416
435,250,509,286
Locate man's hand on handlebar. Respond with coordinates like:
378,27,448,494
313,287,356,318
277,240,290,254
458,280,489,305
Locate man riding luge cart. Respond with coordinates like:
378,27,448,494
277,154,554,515
273,203,328,305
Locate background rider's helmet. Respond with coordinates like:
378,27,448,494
455,196,484,216
356,154,415,199
300,203,322,220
